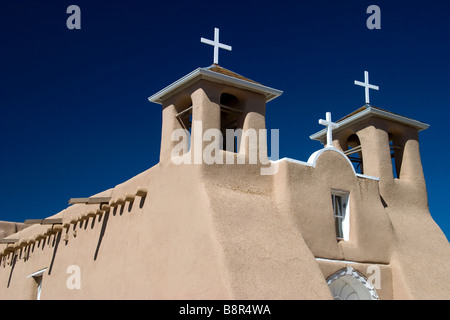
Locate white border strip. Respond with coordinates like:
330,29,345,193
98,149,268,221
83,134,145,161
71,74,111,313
316,257,388,265
148,67,283,104
271,157,312,167
310,106,429,141
273,152,380,181
356,173,380,181
27,267,47,278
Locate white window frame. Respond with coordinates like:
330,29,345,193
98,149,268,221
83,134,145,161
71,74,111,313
331,190,350,241
27,268,47,300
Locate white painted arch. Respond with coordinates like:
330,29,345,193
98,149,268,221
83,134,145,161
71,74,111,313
326,266,379,300
307,147,379,181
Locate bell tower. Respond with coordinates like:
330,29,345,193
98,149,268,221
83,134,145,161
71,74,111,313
148,64,283,165
148,27,282,167
311,70,429,186
310,105,430,207
311,106,429,181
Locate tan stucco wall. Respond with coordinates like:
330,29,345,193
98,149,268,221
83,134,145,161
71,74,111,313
1,79,449,300
0,159,330,299
273,151,395,264
333,116,450,299
2,145,448,299
1,164,234,299
0,221,28,240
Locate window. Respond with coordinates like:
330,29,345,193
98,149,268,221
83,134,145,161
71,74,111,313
175,98,193,137
388,133,402,179
331,190,350,241
220,93,239,108
327,266,379,300
344,134,363,174
174,96,193,153
27,268,47,300
220,92,243,152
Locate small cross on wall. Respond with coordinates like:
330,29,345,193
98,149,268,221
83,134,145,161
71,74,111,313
319,112,339,148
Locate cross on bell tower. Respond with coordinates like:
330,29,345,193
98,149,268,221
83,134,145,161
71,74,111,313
201,27,232,65
354,71,379,105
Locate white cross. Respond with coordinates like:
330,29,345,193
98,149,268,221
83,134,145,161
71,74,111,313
319,112,339,148
201,27,232,65
354,71,379,105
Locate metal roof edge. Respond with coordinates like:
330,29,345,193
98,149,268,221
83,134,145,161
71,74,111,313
199,68,283,102
148,67,283,105
310,107,430,141
148,68,202,104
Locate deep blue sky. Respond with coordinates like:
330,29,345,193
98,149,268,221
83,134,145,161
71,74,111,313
0,0,449,240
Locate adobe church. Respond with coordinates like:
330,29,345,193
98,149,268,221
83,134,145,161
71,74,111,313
1,29,450,300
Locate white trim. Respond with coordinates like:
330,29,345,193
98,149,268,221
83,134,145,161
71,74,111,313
271,157,312,167
310,106,430,142
271,153,380,181
148,68,201,103
326,266,379,300
307,147,354,172
315,257,388,265
356,173,380,181
148,67,283,104
316,257,361,265
37,280,43,300
27,268,47,301
27,268,47,279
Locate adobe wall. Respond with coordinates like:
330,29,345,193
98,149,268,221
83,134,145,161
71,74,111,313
0,163,233,299
1,145,449,299
0,221,28,239
0,156,333,300
332,117,450,299
273,150,394,264
201,158,333,299
2,80,449,300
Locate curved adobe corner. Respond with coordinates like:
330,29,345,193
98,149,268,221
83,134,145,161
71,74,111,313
307,147,356,176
